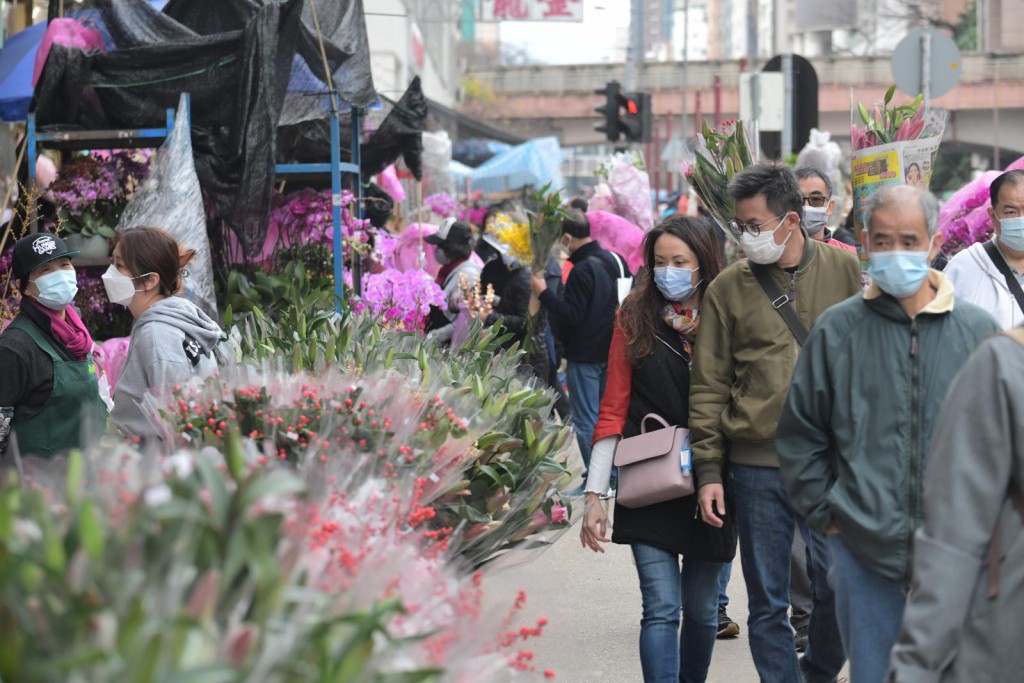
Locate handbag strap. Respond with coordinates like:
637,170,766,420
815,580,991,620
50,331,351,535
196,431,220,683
749,263,809,346
639,413,670,433
983,241,1024,316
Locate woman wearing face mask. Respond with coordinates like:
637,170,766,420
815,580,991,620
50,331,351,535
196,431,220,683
423,218,481,344
103,227,222,443
580,216,736,683
0,233,106,458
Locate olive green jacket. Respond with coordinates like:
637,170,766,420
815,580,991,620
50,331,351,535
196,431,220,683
690,232,861,487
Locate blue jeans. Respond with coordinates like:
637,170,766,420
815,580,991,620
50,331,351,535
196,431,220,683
718,561,732,609
730,465,846,683
827,535,906,683
566,361,606,478
631,543,724,683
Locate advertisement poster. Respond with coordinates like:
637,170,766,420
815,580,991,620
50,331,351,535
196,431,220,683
852,137,942,230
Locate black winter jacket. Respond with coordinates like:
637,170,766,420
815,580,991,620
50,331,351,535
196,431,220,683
539,241,625,364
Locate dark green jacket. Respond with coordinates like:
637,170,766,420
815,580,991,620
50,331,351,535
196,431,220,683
777,272,999,584
690,232,861,487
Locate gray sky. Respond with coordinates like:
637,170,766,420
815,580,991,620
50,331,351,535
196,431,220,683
497,0,630,64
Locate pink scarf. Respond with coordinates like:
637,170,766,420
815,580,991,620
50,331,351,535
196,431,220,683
29,299,93,361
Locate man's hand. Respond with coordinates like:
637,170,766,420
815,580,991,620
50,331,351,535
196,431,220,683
530,271,547,296
699,483,726,528
825,524,840,536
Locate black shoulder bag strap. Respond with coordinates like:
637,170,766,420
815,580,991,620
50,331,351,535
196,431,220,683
983,241,1024,315
749,264,809,346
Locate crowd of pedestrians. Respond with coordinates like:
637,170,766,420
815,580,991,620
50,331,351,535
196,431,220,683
571,165,1024,683
3,162,1023,683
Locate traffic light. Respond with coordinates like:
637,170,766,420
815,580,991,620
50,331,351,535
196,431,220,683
623,92,652,143
594,82,652,143
594,81,624,142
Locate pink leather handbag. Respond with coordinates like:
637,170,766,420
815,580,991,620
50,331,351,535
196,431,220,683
613,413,694,509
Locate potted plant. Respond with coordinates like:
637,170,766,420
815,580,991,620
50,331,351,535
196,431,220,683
50,151,150,258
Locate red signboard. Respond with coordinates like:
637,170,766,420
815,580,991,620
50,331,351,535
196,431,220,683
481,0,583,22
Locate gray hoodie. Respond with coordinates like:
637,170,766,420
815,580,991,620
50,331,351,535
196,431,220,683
111,296,222,439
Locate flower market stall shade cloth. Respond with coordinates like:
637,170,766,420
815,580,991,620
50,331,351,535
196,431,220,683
282,76,427,181
460,137,565,195
117,95,216,318
939,156,1024,256
33,0,376,258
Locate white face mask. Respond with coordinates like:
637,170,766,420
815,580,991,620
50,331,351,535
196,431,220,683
102,264,152,307
740,215,792,264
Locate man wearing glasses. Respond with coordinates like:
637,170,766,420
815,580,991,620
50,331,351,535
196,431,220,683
794,167,858,255
690,164,860,683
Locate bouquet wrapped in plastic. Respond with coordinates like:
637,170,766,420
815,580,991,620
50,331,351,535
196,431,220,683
850,86,947,233
603,152,654,231
683,119,757,234
939,156,1024,256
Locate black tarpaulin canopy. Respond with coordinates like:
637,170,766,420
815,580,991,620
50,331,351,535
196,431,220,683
35,0,376,257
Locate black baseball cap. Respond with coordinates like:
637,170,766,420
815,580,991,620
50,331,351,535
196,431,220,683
11,232,79,279
424,218,473,249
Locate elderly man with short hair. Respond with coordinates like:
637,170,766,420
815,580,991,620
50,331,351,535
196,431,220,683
777,185,1000,683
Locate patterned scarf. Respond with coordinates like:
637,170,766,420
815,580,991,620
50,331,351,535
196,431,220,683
661,303,699,359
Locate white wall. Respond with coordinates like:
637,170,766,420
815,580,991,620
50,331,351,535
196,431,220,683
364,0,459,106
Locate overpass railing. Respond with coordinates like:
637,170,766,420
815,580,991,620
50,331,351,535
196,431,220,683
467,54,1024,94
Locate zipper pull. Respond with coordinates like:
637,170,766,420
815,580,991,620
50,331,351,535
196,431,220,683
910,320,918,358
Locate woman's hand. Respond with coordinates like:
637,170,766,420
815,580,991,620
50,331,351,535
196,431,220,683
580,493,611,553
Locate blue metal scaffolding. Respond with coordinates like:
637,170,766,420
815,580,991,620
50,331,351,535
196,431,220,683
26,99,362,310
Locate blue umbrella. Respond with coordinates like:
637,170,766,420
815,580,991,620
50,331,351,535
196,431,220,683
0,21,46,122
0,1,169,122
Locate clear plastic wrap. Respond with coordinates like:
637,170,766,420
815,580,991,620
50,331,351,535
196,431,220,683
117,95,217,318
421,130,454,197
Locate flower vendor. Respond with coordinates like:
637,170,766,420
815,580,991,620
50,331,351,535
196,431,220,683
0,233,107,458
423,218,481,344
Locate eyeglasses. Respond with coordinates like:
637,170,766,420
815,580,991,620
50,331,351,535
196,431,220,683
802,195,830,208
727,214,787,237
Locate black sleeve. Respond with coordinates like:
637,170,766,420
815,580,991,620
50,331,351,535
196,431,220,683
538,260,597,327
493,268,533,336
0,341,32,457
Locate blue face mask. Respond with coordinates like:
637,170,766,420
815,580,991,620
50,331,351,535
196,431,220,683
653,266,701,302
998,216,1024,252
31,268,79,310
867,249,931,299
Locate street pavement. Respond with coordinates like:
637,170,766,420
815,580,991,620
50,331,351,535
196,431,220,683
484,450,851,681
485,496,758,682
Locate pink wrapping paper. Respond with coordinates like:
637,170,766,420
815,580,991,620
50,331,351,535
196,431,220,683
34,19,104,87
92,337,132,392
587,210,645,274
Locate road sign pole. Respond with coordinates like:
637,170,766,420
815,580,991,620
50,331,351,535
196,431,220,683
920,32,932,109
782,54,793,159
751,73,761,160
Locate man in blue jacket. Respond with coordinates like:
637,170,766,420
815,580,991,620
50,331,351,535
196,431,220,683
532,209,627,490
777,185,999,683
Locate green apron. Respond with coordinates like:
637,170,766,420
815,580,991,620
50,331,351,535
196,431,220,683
9,317,107,458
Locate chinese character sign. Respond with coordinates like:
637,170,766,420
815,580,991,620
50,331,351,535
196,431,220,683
481,0,583,22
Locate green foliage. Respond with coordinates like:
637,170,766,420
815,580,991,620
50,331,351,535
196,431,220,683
222,245,338,320
955,0,977,52
203,311,576,567
0,448,438,682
